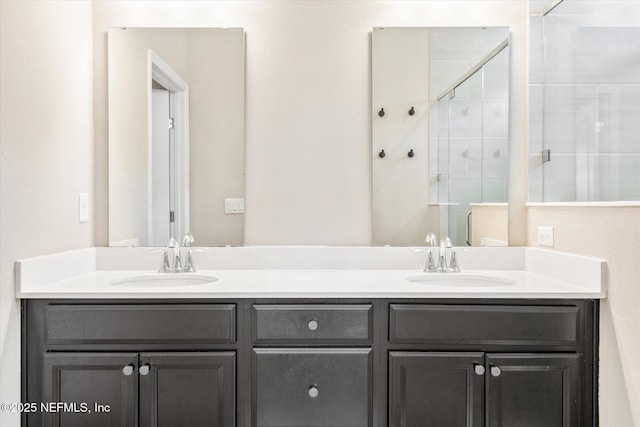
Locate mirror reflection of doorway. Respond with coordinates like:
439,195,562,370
151,85,173,245
148,51,190,246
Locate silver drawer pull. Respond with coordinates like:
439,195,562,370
139,364,150,376
307,319,319,331
122,365,134,376
308,386,319,398
474,365,485,376
490,366,502,377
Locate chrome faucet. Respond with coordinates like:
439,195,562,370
423,234,461,273
155,233,202,273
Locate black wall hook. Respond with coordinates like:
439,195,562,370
379,149,386,158
408,107,415,116
408,149,414,158
378,108,385,117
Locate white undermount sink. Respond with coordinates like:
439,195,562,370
405,273,515,287
109,273,219,287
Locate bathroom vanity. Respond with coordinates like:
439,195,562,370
18,247,605,427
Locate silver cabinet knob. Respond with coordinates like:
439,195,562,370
307,319,319,331
139,364,150,376
490,366,502,377
308,386,319,398
474,365,485,376
122,365,134,376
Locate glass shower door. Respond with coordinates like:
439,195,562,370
436,48,509,247
447,70,484,246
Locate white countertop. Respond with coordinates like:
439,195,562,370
18,268,604,299
15,247,607,299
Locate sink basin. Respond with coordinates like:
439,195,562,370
109,273,218,287
405,273,515,287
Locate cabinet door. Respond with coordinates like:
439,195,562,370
486,354,581,427
139,352,235,427
42,353,138,427
389,352,484,427
254,348,372,427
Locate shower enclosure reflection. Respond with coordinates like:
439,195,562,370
432,38,510,247
372,27,510,247
529,0,640,202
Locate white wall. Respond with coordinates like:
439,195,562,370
528,207,640,426
92,0,529,246
0,1,94,425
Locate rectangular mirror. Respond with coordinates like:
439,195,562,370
108,27,245,247
372,26,510,247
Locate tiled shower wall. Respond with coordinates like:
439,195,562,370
429,28,510,245
529,0,640,202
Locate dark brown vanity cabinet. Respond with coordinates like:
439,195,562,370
24,302,237,427
389,352,582,427
24,299,597,427
387,302,597,427
40,352,235,427
251,304,374,427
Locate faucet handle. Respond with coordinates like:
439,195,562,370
182,233,195,247
183,248,205,273
424,250,437,272
151,249,171,272
425,232,437,247
448,250,461,273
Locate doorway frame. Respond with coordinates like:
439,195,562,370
147,50,190,244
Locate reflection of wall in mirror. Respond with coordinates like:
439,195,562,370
108,28,244,247
372,27,435,246
471,203,508,247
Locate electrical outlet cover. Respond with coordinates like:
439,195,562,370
537,226,554,247
79,193,89,223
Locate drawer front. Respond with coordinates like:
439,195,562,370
45,304,236,346
389,304,581,348
254,348,371,427
253,304,372,344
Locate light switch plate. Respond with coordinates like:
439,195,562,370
537,226,554,247
224,198,245,214
78,193,89,223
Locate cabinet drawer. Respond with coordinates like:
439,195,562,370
252,304,372,344
254,348,371,427
389,304,581,348
44,304,236,346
